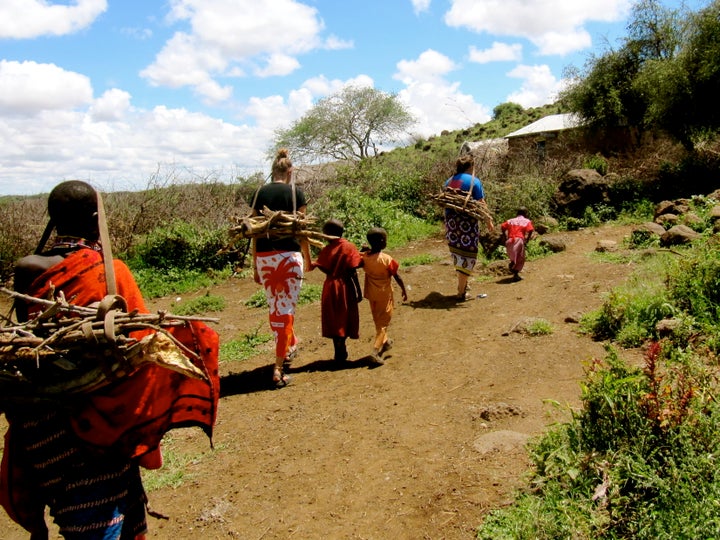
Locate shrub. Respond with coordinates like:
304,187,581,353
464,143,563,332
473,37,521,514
478,345,720,539
132,267,230,299
583,153,609,175
131,220,233,272
666,239,720,328
311,186,437,249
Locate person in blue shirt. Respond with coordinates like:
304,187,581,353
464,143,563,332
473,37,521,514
443,154,492,301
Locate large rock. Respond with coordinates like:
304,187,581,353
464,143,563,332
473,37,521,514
553,169,611,217
655,200,690,219
660,224,701,246
635,222,666,236
538,235,567,253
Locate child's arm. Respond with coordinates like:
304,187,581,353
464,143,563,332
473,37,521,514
350,269,362,303
393,273,408,302
300,238,312,272
524,224,535,244
251,238,260,284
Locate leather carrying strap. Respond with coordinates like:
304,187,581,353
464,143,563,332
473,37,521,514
96,188,117,296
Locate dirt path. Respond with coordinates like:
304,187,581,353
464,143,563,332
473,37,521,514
0,223,637,539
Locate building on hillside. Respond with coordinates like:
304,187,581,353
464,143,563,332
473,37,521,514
459,138,508,176
504,113,583,160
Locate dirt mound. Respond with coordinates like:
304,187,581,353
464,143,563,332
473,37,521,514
0,223,637,539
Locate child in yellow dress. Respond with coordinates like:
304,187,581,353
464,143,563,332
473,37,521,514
361,227,407,365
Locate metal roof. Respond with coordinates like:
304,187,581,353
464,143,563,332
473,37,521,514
504,113,582,139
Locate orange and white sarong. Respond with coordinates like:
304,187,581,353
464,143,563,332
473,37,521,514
255,250,304,359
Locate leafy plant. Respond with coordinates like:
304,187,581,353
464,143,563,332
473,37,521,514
584,153,609,175
525,318,554,336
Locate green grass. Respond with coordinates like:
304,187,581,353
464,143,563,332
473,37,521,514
172,293,226,315
140,431,216,491
400,253,441,267
219,328,273,363
525,318,554,336
477,232,720,539
245,283,322,308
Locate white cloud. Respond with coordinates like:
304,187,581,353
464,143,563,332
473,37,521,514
0,61,93,115
394,50,489,137
324,35,354,50
469,42,522,64
411,0,431,15
90,89,132,121
0,99,267,194
0,0,107,39
0,68,379,194
395,49,457,85
445,0,631,55
143,0,330,100
505,64,563,107
254,54,302,78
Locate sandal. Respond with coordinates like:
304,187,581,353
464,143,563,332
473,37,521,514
284,346,298,368
272,367,292,388
369,351,385,366
380,339,394,355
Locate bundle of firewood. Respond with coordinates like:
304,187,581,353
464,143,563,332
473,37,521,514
228,206,333,248
0,288,217,400
431,188,495,229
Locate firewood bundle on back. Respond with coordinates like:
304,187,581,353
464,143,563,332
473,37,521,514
431,187,495,229
0,288,216,401
228,206,333,248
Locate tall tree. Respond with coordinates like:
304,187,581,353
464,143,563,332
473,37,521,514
560,0,686,143
273,86,415,162
632,0,719,149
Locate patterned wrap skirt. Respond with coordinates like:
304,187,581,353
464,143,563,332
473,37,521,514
445,209,480,276
255,250,304,359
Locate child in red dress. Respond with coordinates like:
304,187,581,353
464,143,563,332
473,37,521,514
312,219,363,362
501,206,535,281
361,227,408,365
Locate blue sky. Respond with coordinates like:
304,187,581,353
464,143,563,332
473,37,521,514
0,0,695,195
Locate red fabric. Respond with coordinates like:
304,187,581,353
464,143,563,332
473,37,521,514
501,215,534,240
0,248,220,531
315,239,362,339
269,313,296,359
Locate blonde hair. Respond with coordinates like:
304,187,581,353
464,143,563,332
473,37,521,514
271,148,293,180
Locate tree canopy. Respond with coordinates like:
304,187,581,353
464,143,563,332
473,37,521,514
272,86,416,163
561,0,720,150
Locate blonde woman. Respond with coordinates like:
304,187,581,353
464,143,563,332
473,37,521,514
250,149,311,387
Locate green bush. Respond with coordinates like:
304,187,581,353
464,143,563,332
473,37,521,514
583,154,609,175
131,220,233,272
312,186,437,249
478,345,720,539
666,239,720,327
132,267,231,299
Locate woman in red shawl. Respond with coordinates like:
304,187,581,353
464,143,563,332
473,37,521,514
0,181,220,539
